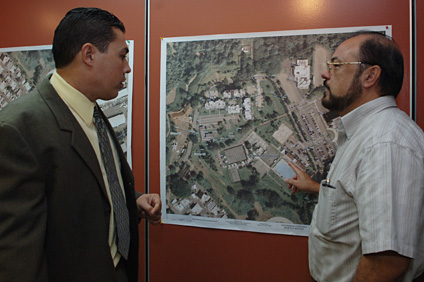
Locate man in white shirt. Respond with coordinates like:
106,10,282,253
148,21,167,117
286,32,424,281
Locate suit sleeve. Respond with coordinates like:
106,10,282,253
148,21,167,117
135,191,143,198
0,122,48,281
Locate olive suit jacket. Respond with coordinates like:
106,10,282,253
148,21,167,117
0,77,139,282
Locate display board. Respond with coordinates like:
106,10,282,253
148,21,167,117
159,26,391,237
148,0,412,281
417,0,424,128
0,43,135,164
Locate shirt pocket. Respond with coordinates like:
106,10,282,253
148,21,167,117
315,179,337,236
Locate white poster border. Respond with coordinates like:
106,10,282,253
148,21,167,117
160,26,391,236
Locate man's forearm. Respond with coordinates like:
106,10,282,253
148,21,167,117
354,251,410,282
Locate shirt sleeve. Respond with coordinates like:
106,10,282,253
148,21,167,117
355,141,424,258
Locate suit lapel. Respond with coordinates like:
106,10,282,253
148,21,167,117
37,77,109,197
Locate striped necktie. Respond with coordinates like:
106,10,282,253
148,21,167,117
93,106,130,260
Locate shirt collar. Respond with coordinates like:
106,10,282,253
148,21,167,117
50,71,96,126
339,96,397,140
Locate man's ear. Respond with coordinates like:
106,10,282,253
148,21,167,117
362,65,382,89
81,43,97,67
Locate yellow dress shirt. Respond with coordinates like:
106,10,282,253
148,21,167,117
50,71,125,266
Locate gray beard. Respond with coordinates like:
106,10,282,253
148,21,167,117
321,73,362,114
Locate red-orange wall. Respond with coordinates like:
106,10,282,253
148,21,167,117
148,1,414,281
417,0,424,127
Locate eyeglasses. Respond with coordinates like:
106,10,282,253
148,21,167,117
326,61,373,72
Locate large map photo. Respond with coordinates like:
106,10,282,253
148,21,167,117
0,42,134,164
161,26,390,236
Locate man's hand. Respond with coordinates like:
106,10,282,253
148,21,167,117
136,193,162,225
285,162,320,194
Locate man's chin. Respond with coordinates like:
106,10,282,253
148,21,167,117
321,88,332,105
321,95,333,111
321,93,329,104
322,87,330,97
100,92,119,101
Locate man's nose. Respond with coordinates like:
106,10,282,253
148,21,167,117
321,69,330,80
124,59,131,73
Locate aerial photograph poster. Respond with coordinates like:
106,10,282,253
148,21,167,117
0,41,134,165
160,26,391,236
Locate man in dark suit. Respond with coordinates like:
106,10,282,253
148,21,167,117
0,7,161,282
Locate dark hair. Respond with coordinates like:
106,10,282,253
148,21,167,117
53,7,125,68
355,31,404,98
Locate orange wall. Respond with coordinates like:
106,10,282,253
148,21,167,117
148,0,412,281
417,0,424,128
0,1,147,280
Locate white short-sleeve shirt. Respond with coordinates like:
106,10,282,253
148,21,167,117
309,96,424,282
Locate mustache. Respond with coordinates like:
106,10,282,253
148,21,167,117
322,80,332,98
323,80,330,90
